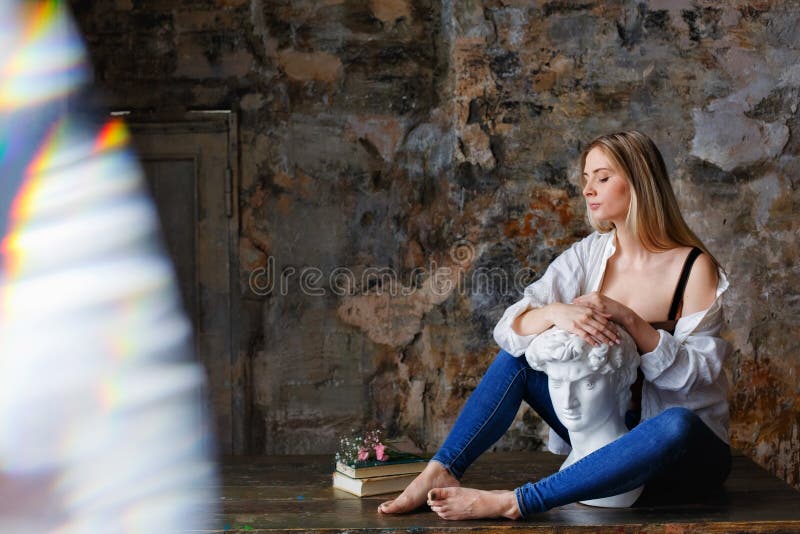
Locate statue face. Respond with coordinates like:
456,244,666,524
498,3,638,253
547,360,617,434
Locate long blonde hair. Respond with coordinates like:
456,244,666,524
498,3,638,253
579,130,721,269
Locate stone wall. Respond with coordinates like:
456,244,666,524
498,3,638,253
71,1,800,488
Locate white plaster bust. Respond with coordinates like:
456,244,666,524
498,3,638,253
525,326,643,507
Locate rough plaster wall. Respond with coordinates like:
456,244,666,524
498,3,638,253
452,0,800,486
71,1,800,487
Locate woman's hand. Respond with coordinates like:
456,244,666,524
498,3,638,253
573,292,660,353
547,302,620,347
571,291,632,324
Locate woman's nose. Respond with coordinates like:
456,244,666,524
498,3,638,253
583,181,594,197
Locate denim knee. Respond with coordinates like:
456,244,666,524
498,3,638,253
496,348,526,368
658,407,701,443
643,407,732,496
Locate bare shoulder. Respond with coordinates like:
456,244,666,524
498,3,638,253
682,252,719,315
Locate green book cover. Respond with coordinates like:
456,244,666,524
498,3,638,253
345,449,427,469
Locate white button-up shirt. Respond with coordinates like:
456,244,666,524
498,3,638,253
492,230,731,453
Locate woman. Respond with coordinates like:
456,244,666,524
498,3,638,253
378,130,732,520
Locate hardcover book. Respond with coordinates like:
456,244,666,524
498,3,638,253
332,471,418,497
335,450,428,479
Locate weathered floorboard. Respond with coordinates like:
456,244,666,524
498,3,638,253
204,451,800,533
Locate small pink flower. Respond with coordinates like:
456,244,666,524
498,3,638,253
357,448,370,461
374,443,388,461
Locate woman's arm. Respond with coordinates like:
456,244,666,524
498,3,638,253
494,235,592,355
679,253,719,315
513,303,620,347
494,232,627,354
511,305,553,336
618,310,661,353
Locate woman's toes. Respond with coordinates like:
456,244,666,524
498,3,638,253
430,486,455,501
378,500,393,513
378,493,416,514
376,463,461,515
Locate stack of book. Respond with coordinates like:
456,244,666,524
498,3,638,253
332,451,428,497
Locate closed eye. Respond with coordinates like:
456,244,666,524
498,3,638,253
599,176,610,183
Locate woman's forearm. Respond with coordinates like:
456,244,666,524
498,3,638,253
511,304,557,337
621,309,661,353
514,300,622,347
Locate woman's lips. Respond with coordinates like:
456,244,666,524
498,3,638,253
561,411,581,420
588,203,601,211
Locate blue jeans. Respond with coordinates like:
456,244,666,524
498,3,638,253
430,349,732,518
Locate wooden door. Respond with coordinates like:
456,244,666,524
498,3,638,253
126,112,239,454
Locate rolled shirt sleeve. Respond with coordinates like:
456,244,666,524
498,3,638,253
639,266,731,395
640,320,731,394
638,270,732,445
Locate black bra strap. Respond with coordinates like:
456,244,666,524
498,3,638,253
667,247,703,320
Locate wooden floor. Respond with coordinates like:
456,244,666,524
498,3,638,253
212,451,800,533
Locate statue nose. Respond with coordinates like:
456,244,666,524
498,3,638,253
566,385,580,407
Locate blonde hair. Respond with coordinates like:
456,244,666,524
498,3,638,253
579,130,721,269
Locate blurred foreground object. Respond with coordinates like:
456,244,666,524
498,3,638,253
0,2,217,531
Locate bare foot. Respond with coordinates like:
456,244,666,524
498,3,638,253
378,461,460,514
426,486,521,520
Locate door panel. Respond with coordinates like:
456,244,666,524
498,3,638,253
127,115,235,454
141,158,198,323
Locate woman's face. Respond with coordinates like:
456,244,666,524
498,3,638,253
582,147,632,224
547,360,618,434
